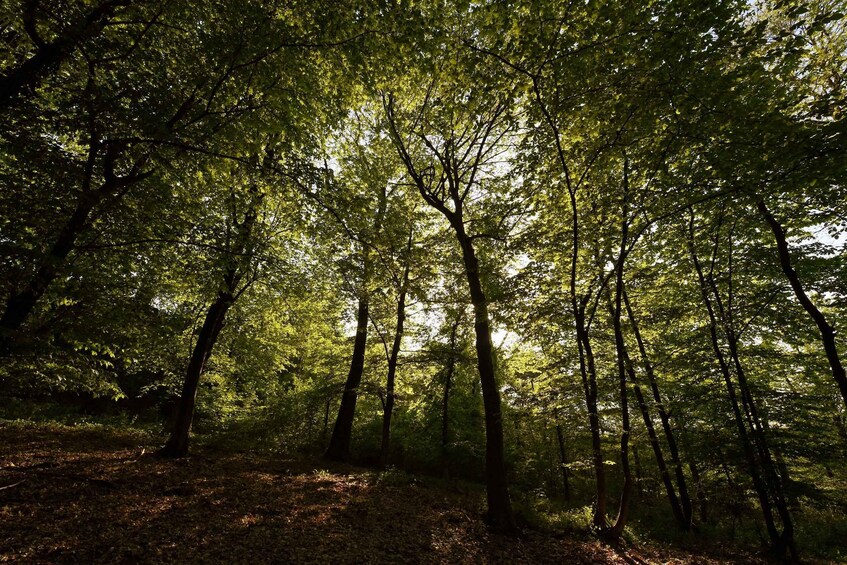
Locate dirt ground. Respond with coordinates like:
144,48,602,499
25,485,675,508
0,423,764,564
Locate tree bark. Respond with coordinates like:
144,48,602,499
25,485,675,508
159,190,259,458
325,295,369,462
625,345,687,529
577,314,607,529
325,187,386,463
609,261,632,539
623,287,694,528
441,316,459,478
706,262,796,557
380,256,410,468
687,215,785,553
0,189,102,348
757,199,847,411
455,225,515,532
159,290,232,457
555,424,571,501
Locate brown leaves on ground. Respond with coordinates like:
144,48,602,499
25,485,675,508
0,424,757,564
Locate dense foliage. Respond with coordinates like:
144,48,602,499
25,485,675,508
1,0,845,558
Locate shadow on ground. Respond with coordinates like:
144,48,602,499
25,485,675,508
0,424,759,564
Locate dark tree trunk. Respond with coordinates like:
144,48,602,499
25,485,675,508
325,295,369,462
679,415,708,524
705,222,796,558
626,349,687,530
632,444,643,497
687,216,785,553
0,189,102,349
555,424,571,501
623,288,694,528
441,316,459,478
455,226,514,532
0,137,149,353
159,291,232,457
757,199,847,411
0,0,133,110
159,191,259,458
321,398,331,442
577,316,607,529
326,187,386,463
380,258,410,468
609,165,632,541
689,460,708,524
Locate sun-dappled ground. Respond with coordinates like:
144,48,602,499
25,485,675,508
0,423,768,564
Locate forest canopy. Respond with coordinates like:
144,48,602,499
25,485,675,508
1,0,846,560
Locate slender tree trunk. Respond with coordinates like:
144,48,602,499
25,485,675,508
0,189,102,348
159,291,232,457
609,268,632,538
632,444,643,498
623,287,694,528
577,317,607,529
326,187,386,463
380,256,410,468
326,295,369,462
442,317,459,478
159,190,259,458
687,217,783,551
689,460,708,523
555,424,571,501
609,165,633,540
455,227,514,532
705,222,796,557
678,415,708,523
757,199,847,411
627,354,687,529
322,398,330,442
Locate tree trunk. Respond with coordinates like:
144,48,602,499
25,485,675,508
442,316,459,478
609,272,632,539
325,295,369,462
0,189,103,349
687,217,784,552
577,316,607,529
623,287,694,528
380,259,410,468
757,199,847,411
159,291,232,457
555,424,571,501
627,355,687,529
703,220,796,557
159,190,259,458
455,228,514,532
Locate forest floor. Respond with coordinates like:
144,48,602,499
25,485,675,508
0,422,770,564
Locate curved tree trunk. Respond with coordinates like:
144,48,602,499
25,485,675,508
0,189,102,349
160,291,232,458
0,141,148,353
159,189,260,458
757,199,847,411
326,295,369,462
